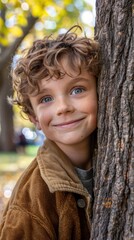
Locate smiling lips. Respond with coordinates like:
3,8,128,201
53,118,85,128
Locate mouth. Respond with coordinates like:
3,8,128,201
53,118,85,127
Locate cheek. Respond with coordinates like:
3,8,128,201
90,94,97,112
91,101,98,114
37,109,52,129
83,99,97,115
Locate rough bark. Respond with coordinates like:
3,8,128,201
91,1,134,239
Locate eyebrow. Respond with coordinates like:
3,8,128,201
37,76,91,95
72,77,90,82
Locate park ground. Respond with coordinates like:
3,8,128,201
0,145,39,220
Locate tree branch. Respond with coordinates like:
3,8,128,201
0,14,38,71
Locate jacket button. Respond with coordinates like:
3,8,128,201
77,198,86,208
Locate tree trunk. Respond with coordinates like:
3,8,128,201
91,1,133,239
0,65,15,151
0,14,37,151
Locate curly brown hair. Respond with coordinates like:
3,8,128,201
11,25,100,117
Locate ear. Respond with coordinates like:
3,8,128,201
28,115,41,130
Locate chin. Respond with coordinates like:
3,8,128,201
57,137,88,146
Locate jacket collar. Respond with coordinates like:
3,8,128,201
37,139,88,197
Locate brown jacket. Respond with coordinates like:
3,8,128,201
0,140,92,240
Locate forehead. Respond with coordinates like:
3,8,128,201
59,55,80,75
39,68,96,91
30,55,94,96
29,69,96,100
50,55,87,80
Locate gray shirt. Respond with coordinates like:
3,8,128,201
75,167,93,201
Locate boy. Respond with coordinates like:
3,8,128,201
0,25,99,239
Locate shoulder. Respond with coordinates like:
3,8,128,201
7,158,53,210
0,158,58,239
2,157,56,221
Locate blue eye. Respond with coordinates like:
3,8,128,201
71,87,85,95
40,96,53,103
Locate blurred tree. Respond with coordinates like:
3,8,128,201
0,0,93,151
91,0,133,239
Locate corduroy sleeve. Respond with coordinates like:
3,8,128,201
0,206,56,240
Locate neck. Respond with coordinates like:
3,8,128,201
56,138,92,170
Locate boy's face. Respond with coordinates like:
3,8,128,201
29,58,97,150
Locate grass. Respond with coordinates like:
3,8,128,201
0,145,39,219
0,145,39,172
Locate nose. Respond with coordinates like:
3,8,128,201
56,96,74,116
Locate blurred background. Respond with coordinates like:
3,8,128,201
0,0,95,219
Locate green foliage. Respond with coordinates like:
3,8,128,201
0,0,94,47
